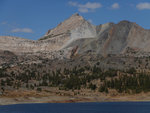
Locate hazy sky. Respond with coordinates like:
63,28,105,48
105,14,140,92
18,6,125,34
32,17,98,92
0,0,150,40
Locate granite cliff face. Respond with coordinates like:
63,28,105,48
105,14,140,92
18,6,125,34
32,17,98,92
64,20,150,57
0,14,150,58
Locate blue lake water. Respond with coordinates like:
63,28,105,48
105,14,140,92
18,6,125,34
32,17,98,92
0,102,150,113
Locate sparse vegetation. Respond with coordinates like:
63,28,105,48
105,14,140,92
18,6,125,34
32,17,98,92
1,62,150,95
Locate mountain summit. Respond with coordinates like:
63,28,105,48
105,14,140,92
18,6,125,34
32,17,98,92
44,13,84,37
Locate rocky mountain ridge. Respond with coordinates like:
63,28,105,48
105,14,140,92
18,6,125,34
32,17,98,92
0,13,150,58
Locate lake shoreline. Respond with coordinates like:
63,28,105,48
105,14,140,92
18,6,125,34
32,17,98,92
1,94,150,106
1,89,150,106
